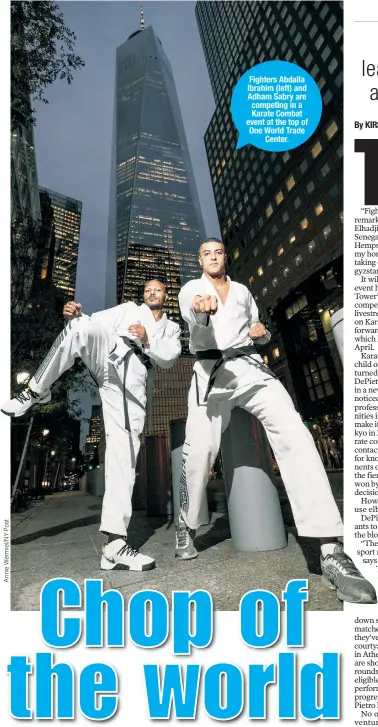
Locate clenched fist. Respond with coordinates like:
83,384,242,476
128,322,149,347
248,323,267,339
63,301,82,320
193,295,218,315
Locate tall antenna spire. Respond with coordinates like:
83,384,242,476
140,7,145,29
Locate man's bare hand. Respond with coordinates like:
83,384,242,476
193,295,218,315
128,322,149,346
248,323,267,339
63,301,82,320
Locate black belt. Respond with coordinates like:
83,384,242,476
195,345,276,402
121,338,153,432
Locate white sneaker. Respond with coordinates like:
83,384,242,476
100,538,155,571
1,386,51,417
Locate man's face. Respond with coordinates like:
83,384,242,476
143,280,167,310
199,241,226,276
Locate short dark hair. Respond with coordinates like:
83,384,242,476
199,238,225,254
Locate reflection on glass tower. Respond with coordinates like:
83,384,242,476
107,23,206,350
39,187,82,303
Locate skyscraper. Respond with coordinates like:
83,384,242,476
196,1,343,436
39,188,82,302
106,22,206,348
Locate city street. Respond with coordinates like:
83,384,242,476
11,474,343,611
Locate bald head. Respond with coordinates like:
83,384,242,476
143,279,167,310
144,279,166,295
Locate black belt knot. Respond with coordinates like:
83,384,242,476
195,345,276,402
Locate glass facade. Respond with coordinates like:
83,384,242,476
39,188,82,302
106,25,206,350
195,0,344,431
11,123,40,224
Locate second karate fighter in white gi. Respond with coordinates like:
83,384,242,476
175,238,376,604
3,280,181,572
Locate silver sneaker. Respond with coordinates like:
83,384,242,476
1,386,51,417
321,545,377,603
175,516,198,560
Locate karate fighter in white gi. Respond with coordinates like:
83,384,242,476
175,238,376,604
3,280,181,572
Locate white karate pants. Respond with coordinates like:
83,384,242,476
180,375,343,538
30,317,147,537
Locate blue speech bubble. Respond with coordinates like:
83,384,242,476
231,60,322,152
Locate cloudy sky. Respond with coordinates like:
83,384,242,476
34,0,220,315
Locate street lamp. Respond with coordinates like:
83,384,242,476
16,372,30,385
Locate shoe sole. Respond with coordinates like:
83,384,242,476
100,555,156,572
321,575,377,604
175,551,198,560
1,409,15,417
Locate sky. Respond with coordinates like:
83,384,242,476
34,0,221,316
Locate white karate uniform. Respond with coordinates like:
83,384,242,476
30,302,181,536
178,275,343,538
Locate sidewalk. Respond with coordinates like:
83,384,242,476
11,484,343,611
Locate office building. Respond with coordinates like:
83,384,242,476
196,0,343,434
39,188,82,302
106,22,206,350
84,405,102,463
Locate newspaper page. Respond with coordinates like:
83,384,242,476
0,0,377,724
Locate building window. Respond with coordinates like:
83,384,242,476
268,256,273,266
289,233,296,244
272,347,280,359
257,266,263,276
286,175,296,191
272,277,278,287
323,225,332,239
233,248,240,261
334,25,343,43
315,34,324,50
311,141,322,158
303,357,334,401
283,151,290,163
263,355,269,365
329,58,338,74
308,239,316,252
295,254,302,266
294,197,301,210
266,203,274,218
324,90,333,105
275,190,284,205
285,295,308,319
329,184,340,199
307,181,315,193
299,159,308,174
326,120,338,140
283,266,290,277
307,321,318,342
253,247,259,257
315,202,324,216
321,162,330,177
277,245,284,256
249,275,254,285
282,211,289,223
262,287,268,297
301,217,309,229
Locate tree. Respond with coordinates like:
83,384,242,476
11,1,85,129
